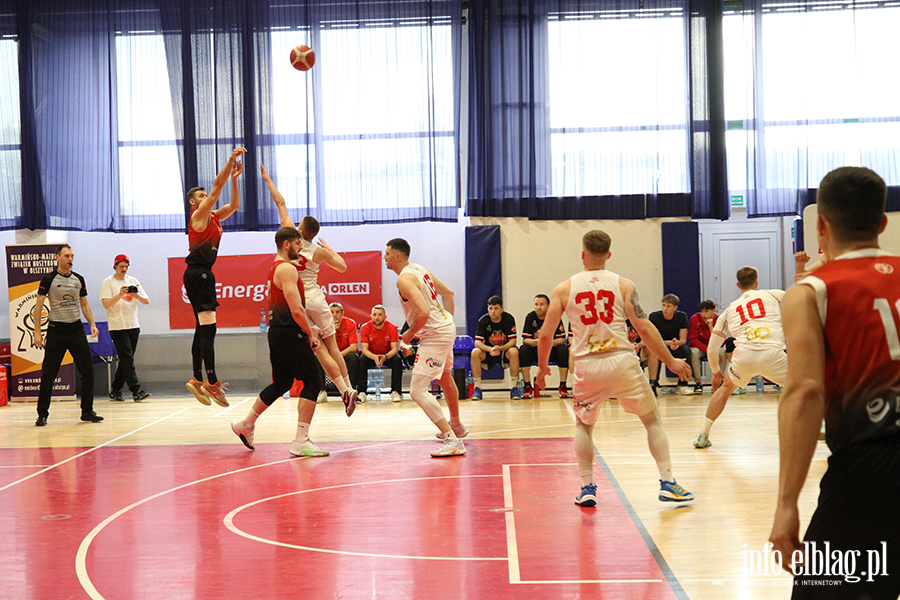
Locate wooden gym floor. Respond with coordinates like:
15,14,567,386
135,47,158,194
0,386,828,599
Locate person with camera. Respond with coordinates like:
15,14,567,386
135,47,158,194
100,254,151,402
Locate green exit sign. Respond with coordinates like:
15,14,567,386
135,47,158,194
731,194,745,208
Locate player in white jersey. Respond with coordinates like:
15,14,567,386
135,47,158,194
692,266,788,448
536,230,694,506
261,163,358,415
384,238,467,458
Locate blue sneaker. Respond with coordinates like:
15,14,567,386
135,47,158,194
510,386,522,400
470,387,483,401
575,483,597,507
659,479,694,502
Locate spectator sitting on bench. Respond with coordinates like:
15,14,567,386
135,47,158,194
470,295,521,401
688,299,725,395
519,293,568,399
357,304,403,403
323,302,359,401
647,294,693,396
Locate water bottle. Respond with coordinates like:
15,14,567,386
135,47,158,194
375,369,383,402
465,374,474,399
259,308,268,333
756,375,764,393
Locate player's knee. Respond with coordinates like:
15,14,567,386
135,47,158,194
471,348,484,361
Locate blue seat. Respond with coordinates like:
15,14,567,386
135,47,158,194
453,335,474,372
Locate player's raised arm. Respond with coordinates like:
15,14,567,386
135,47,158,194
314,238,347,273
623,278,691,381
215,157,243,222
260,162,297,229
192,147,245,230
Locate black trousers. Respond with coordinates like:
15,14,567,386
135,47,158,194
110,327,141,394
357,354,403,393
37,321,94,418
260,326,320,405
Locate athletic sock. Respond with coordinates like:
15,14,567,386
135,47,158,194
244,406,262,428
474,377,482,389
700,417,714,436
294,421,310,442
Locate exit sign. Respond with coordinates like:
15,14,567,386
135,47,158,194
731,194,745,208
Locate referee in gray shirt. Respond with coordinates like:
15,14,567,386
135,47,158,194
33,244,104,426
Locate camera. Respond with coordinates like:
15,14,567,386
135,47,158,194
127,285,139,293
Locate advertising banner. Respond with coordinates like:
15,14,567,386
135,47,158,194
6,244,75,400
168,251,382,329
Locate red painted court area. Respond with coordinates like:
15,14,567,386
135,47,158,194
1,439,680,600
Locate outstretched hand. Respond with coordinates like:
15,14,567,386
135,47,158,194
231,160,243,179
260,162,272,183
668,358,691,381
316,237,334,252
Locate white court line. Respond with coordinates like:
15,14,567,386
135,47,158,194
502,461,663,586
75,440,408,600
0,407,193,493
224,474,507,561
210,396,254,416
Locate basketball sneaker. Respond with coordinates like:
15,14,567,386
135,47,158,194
522,382,533,399
290,439,329,457
575,482,598,507
133,390,151,402
186,377,211,406
677,384,693,396
109,390,124,402
510,386,522,401
693,432,711,449
659,479,694,502
470,387,483,401
231,421,255,450
342,389,357,416
391,391,402,402
732,386,746,395
435,422,469,440
202,380,229,407
316,390,327,403
559,384,569,399
357,392,367,403
693,384,704,394
431,438,466,457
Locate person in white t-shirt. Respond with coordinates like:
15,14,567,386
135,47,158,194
692,266,787,448
100,254,151,402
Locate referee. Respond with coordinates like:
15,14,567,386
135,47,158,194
33,244,104,426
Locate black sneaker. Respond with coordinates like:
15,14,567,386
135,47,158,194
80,411,105,423
649,381,659,397
693,383,704,394
35,416,47,427
109,390,124,402
133,390,151,402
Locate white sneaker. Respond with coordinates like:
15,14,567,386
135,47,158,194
436,423,469,440
358,392,367,403
431,438,466,457
391,391,402,402
231,421,255,450
289,439,329,457
678,385,693,396
316,390,327,403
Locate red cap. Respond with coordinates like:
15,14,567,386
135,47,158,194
114,254,130,265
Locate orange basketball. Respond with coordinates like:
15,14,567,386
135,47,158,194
290,45,315,71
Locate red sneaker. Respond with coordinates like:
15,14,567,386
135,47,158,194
522,382,533,399
559,384,569,399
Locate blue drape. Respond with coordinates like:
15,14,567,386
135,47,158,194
8,0,462,232
467,0,728,221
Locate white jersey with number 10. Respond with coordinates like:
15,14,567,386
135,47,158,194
565,269,632,360
399,263,454,341
715,289,786,351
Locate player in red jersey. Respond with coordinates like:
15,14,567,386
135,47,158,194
770,167,900,598
231,227,327,457
183,147,246,407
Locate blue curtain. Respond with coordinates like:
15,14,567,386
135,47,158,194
467,0,728,220
726,0,900,217
8,0,462,232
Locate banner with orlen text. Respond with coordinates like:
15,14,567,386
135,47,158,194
168,251,382,329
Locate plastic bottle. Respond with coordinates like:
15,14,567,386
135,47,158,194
259,308,268,333
375,370,383,402
756,375,764,393
466,374,474,399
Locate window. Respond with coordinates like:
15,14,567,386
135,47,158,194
0,38,20,221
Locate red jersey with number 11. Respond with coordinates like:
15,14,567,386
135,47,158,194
565,269,630,360
802,249,900,452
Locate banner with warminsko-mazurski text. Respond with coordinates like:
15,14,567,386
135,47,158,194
6,244,75,401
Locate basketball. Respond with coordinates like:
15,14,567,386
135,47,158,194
290,45,315,71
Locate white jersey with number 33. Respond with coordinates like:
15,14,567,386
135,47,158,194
715,289,786,351
399,263,454,341
565,269,632,360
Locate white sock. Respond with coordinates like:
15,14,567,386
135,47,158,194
244,406,262,427
474,377,482,389
338,376,351,392
294,421,310,442
700,417,714,436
